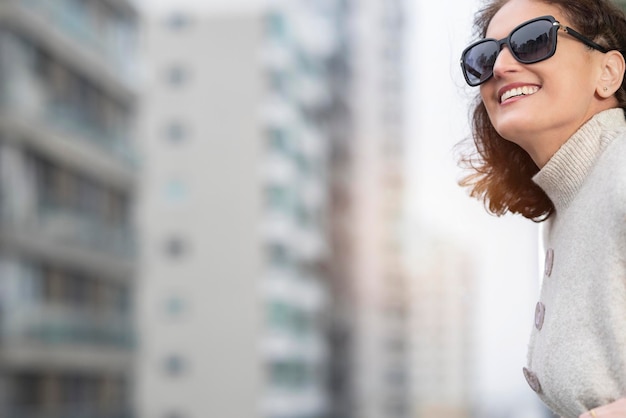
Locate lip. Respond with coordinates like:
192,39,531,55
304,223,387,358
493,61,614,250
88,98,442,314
497,83,541,104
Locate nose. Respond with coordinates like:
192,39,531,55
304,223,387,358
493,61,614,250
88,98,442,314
492,46,520,79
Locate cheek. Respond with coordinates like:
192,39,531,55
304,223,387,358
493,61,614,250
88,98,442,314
479,86,498,113
483,102,498,127
546,74,594,106
549,57,597,96
479,85,492,103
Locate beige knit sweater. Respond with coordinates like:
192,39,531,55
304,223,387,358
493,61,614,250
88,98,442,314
526,108,626,418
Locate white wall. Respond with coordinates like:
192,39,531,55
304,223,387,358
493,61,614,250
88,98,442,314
136,13,264,418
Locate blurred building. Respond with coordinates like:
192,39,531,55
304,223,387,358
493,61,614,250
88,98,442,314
325,0,411,417
409,238,474,418
261,1,337,417
0,0,139,417
136,1,334,417
137,0,412,417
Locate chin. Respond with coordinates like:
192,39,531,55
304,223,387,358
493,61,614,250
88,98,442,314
493,116,536,143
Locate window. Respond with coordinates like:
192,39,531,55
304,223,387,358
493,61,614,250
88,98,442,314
268,70,288,96
265,12,286,39
266,243,291,268
265,185,291,211
291,308,310,335
165,122,188,142
267,127,290,154
267,301,311,336
164,237,188,258
166,13,191,30
296,51,321,76
165,296,186,316
268,360,310,389
165,412,186,418
164,179,187,203
166,66,189,86
268,301,291,330
164,355,186,376
294,153,310,175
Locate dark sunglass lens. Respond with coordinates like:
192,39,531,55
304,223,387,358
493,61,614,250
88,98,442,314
463,40,499,85
510,20,555,62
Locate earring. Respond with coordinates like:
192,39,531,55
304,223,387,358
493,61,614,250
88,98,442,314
604,87,609,91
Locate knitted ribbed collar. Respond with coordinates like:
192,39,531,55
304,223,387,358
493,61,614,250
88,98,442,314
532,108,626,213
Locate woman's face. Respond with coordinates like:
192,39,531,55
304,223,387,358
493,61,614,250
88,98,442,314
480,0,607,166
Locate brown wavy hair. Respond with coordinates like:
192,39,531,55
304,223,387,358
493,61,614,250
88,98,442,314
459,0,626,222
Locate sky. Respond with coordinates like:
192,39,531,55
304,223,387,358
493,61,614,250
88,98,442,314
136,0,545,413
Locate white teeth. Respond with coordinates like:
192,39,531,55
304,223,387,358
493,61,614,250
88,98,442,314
500,86,540,103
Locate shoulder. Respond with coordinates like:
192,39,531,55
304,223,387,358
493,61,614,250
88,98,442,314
591,125,626,175
594,130,626,222
601,129,626,188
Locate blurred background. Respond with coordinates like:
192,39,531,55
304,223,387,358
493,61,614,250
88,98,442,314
2,0,623,417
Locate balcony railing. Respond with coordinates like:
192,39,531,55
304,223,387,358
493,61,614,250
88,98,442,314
36,202,136,260
0,193,135,261
43,103,136,168
15,0,138,86
5,405,133,418
0,304,134,349
0,86,136,168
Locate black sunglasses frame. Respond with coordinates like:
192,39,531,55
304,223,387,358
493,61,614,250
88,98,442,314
460,15,609,87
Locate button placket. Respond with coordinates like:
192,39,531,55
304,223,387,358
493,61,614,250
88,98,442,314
523,367,543,394
544,248,554,277
535,302,545,331
534,248,553,333
524,249,551,397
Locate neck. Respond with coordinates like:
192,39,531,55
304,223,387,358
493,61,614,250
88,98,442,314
519,101,619,168
524,134,570,168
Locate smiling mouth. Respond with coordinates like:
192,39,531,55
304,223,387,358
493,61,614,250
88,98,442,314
500,86,540,103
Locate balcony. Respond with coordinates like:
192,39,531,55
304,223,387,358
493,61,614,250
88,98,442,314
0,304,134,373
44,103,136,169
15,0,138,88
0,85,137,174
0,199,135,277
0,304,134,349
35,203,135,261
5,405,133,418
262,387,329,418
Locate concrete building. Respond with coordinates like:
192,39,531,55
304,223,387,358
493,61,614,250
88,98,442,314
326,1,411,418
409,238,474,418
136,1,335,417
0,0,139,416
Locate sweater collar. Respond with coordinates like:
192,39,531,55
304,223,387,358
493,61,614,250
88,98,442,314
532,108,626,213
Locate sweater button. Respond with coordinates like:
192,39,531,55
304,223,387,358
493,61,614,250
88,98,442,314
523,367,542,394
544,249,554,277
535,302,545,331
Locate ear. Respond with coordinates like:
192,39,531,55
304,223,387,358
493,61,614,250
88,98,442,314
597,50,626,98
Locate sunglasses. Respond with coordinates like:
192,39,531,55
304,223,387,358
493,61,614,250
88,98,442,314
460,15,608,87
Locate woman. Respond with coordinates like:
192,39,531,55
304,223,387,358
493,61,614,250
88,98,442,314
459,0,626,417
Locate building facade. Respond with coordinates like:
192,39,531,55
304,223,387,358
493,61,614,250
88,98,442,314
137,2,333,417
136,12,265,418
409,238,474,418
326,0,411,417
137,0,411,417
0,0,138,416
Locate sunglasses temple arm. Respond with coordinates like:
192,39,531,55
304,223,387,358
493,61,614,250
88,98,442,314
562,26,608,53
